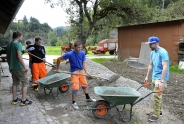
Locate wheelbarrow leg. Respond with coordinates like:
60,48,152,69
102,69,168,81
116,104,133,122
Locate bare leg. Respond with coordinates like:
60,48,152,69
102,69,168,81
22,87,28,101
12,86,17,100
72,93,76,101
83,88,88,94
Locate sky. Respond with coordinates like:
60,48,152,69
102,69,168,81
15,0,68,28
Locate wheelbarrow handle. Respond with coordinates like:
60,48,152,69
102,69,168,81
154,90,164,93
136,83,150,91
133,90,164,105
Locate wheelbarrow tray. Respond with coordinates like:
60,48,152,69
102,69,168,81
37,73,70,88
94,86,141,106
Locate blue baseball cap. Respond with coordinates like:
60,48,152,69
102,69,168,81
146,36,160,44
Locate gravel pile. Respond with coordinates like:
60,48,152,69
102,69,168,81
45,76,60,84
102,90,133,96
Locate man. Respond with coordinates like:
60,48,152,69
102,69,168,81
7,31,32,106
144,36,169,122
56,40,96,109
27,36,46,91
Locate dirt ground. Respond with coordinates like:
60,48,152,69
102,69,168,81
104,60,184,123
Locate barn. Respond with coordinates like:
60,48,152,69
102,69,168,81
117,19,184,65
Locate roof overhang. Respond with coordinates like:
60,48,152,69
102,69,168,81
0,0,25,34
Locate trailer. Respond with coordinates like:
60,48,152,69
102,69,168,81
91,39,118,55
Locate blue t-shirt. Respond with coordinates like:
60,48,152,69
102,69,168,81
62,50,86,72
150,47,170,81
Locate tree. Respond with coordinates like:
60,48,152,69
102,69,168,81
50,37,58,46
45,0,151,44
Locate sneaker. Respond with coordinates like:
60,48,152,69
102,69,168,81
149,116,159,122
20,99,32,106
86,98,96,102
34,87,39,92
72,102,79,110
11,98,21,105
147,111,162,116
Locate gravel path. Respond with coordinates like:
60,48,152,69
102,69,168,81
44,59,182,124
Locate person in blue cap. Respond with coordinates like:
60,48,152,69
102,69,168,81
144,36,170,122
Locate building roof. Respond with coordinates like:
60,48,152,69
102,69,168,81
116,18,184,28
0,0,25,34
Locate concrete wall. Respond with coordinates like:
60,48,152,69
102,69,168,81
138,42,151,66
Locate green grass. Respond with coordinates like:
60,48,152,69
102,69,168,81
170,65,184,74
91,58,116,65
44,46,61,55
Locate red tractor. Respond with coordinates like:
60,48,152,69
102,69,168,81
90,39,118,55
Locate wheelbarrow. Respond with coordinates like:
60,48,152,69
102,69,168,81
88,83,163,122
36,73,71,99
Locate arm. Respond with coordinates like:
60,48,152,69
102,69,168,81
144,61,153,83
146,61,153,78
17,51,28,71
161,61,167,81
15,43,28,72
55,56,64,72
43,46,46,59
83,61,90,76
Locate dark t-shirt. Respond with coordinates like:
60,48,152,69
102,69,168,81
27,44,46,63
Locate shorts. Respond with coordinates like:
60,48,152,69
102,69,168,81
11,70,29,87
71,70,88,91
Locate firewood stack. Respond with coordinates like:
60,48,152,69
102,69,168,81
178,38,184,62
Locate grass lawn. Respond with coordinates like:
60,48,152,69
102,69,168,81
170,65,184,74
91,58,116,65
45,46,61,55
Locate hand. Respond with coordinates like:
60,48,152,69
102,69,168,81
85,71,90,77
43,58,46,63
54,69,61,73
24,67,29,72
22,49,28,54
158,82,164,90
144,77,148,83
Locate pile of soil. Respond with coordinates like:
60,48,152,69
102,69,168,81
102,90,132,95
45,76,60,84
104,60,184,122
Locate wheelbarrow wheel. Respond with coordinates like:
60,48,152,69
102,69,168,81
59,82,69,93
92,100,110,119
44,87,52,95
